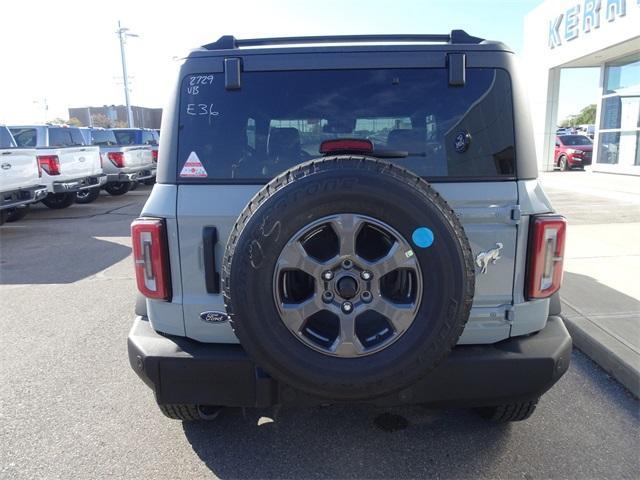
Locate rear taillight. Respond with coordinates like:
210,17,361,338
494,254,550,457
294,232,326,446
131,218,171,300
37,155,60,175
527,215,567,299
36,159,42,177
108,152,125,168
152,149,158,163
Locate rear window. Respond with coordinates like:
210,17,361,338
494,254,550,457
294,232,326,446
0,127,16,148
91,130,118,146
113,130,137,145
559,135,592,146
141,130,158,145
177,68,516,182
10,128,37,147
49,127,85,147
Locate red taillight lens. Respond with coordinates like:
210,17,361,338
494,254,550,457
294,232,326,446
152,149,158,163
131,218,171,300
108,152,125,168
320,139,373,155
37,155,60,175
527,215,567,299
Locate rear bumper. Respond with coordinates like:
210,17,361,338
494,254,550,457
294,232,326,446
1,185,48,210
106,168,156,183
51,174,107,193
128,316,572,408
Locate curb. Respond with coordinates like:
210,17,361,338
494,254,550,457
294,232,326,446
562,315,640,398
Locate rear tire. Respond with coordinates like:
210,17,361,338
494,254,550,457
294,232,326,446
104,182,132,196
158,404,222,421
5,206,30,223
143,178,155,186
475,399,539,423
41,193,76,209
75,187,100,204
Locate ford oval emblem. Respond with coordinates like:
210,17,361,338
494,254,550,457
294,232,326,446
1,163,11,170
78,156,86,162
200,311,229,323
454,131,471,153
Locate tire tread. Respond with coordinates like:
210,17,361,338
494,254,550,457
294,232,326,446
477,399,539,422
158,404,201,421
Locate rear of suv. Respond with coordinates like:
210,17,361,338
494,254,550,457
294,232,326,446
128,31,571,423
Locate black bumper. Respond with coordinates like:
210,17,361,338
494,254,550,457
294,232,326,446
51,174,107,193
106,168,156,183
128,316,572,408
1,185,47,209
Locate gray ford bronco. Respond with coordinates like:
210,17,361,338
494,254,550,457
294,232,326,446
128,31,572,423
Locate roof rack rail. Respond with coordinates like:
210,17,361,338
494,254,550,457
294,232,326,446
202,30,484,50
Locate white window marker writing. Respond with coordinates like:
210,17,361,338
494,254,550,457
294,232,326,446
179,151,208,178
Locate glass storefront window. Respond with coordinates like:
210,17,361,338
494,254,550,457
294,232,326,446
604,54,640,95
598,131,640,166
600,96,640,130
598,54,640,169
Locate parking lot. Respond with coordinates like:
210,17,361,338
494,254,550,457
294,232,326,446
1,179,638,479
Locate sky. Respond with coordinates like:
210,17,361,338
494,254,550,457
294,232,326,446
0,0,597,124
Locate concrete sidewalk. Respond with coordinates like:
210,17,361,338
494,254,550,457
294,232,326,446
540,171,640,397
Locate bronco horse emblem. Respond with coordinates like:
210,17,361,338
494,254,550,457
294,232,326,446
475,243,504,275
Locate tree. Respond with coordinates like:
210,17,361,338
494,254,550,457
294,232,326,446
67,117,83,127
90,113,112,128
560,104,596,127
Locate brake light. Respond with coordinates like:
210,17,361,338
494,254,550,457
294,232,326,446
37,155,60,175
152,149,158,163
527,215,567,299
131,218,171,300
320,139,373,155
108,152,125,168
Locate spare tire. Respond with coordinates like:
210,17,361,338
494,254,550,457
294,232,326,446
223,156,474,400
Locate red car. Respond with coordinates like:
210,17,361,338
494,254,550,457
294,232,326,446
554,135,593,170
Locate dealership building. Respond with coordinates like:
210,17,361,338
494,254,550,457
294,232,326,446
524,0,640,175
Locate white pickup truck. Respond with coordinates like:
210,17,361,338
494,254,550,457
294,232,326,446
9,125,106,209
76,128,155,203
0,126,47,224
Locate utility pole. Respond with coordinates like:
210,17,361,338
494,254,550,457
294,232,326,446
116,21,138,128
33,97,48,123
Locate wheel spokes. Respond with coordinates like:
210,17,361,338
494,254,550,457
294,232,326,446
280,295,324,333
277,241,325,276
331,312,365,356
274,213,422,358
371,297,416,334
367,241,418,277
330,214,363,258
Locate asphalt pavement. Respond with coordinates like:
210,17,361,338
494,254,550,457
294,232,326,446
1,185,639,480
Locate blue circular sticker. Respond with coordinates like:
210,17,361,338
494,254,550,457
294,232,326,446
454,131,471,153
412,227,434,248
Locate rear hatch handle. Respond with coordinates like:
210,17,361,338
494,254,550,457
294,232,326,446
203,226,221,294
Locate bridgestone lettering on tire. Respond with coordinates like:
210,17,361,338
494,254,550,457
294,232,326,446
223,156,475,400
